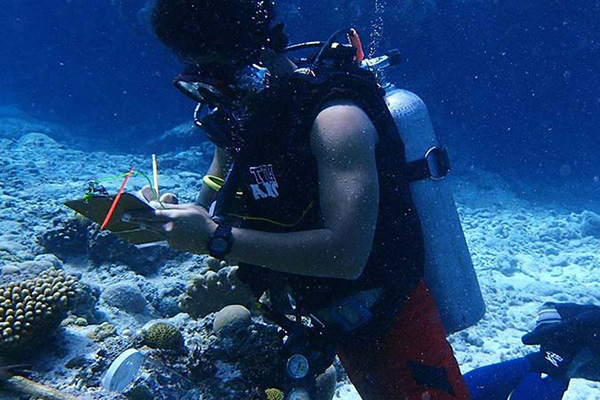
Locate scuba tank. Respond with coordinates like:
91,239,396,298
362,52,486,334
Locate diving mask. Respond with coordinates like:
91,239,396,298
173,64,271,152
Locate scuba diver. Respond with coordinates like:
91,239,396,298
127,0,600,399
141,0,473,398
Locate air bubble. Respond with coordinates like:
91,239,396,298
369,0,387,58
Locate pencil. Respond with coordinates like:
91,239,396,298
152,154,159,199
101,166,134,230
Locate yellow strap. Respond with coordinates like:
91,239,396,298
202,175,244,196
229,202,315,228
202,175,225,191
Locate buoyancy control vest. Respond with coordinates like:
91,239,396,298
205,31,485,334
233,58,425,316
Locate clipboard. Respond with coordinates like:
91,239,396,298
65,193,166,247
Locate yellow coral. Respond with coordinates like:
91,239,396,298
264,388,284,400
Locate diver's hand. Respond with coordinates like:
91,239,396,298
125,203,216,254
523,308,600,379
138,185,179,207
159,204,216,253
523,320,581,379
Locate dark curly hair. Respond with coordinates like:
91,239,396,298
152,0,285,64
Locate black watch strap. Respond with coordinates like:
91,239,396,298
208,224,233,260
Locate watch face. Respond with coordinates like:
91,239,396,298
208,225,232,259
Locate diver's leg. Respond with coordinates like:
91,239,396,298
463,356,531,400
508,373,569,400
338,281,470,399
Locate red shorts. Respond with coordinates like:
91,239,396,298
337,281,471,400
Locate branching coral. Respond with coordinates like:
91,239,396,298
179,265,255,319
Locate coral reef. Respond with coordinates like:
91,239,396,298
41,216,170,276
581,211,600,239
0,265,21,275
102,283,147,314
87,226,169,276
4,109,600,400
265,388,284,400
72,314,204,398
179,265,255,319
0,267,77,357
69,281,102,323
191,317,285,398
142,322,184,351
40,216,89,259
213,305,252,336
151,282,187,317
88,322,117,342
83,314,286,400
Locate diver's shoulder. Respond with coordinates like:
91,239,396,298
314,99,371,128
311,100,378,152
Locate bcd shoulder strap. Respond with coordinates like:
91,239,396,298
290,66,450,183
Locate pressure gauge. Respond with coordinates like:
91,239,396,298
287,387,311,400
287,354,309,379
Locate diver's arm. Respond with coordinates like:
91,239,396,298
196,146,231,208
228,102,379,280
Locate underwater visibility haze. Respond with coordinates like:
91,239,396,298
0,0,599,399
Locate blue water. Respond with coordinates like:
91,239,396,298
2,2,600,398
1,0,599,180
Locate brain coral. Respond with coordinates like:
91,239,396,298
264,388,284,400
0,267,77,357
142,322,184,351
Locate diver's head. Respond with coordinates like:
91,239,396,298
152,0,291,153
151,0,288,69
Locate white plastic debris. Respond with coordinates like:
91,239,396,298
102,348,144,392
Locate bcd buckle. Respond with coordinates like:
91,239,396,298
405,146,451,183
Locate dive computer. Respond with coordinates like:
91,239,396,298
207,224,233,260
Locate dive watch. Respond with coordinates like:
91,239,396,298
208,224,233,260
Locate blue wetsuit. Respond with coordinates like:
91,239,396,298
464,356,569,400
